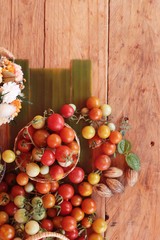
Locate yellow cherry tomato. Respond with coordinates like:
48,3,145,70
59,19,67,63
97,125,110,139
82,126,96,139
31,115,45,129
2,150,16,163
88,172,101,185
92,218,108,234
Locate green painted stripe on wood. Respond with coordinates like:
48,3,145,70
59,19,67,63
70,60,92,173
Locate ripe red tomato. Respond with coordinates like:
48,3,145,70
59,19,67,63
4,173,16,186
81,216,93,228
41,149,55,166
67,141,79,154
42,193,56,208
47,133,62,148
4,202,18,216
49,165,64,180
61,216,77,232
60,104,74,118
86,96,100,109
88,135,103,149
109,130,122,144
59,200,73,216
59,127,75,144
47,208,57,218
17,139,32,153
33,129,50,148
78,182,93,197
55,145,72,163
52,216,63,229
16,172,29,186
0,224,15,240
40,218,53,231
71,207,84,221
70,195,82,207
11,185,25,198
94,154,111,171
47,113,64,132
35,182,51,194
88,233,103,240
0,211,9,226
68,167,85,184
50,181,59,193
81,198,96,214
58,184,74,200
101,141,116,155
89,107,102,121
65,228,79,239
0,182,8,193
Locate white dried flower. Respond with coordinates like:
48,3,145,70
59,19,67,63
1,82,21,103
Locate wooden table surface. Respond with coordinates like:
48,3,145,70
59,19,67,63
0,1,159,239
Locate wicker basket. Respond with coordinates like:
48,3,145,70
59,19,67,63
26,232,69,240
14,121,80,183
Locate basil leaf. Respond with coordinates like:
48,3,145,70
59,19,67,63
117,139,132,154
126,153,140,171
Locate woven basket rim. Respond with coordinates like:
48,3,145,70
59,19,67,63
26,231,69,240
14,121,80,183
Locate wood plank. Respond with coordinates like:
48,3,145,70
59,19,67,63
10,0,45,67
0,0,11,49
88,0,108,102
106,0,160,239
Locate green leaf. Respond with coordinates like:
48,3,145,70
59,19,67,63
117,139,132,154
126,153,140,171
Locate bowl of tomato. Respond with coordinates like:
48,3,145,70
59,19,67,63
14,113,80,183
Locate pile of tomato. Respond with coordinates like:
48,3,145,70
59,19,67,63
0,164,107,240
14,106,80,182
0,96,126,240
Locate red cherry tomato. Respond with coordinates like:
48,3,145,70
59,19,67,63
61,216,77,232
55,145,72,163
47,133,62,148
89,107,102,121
21,125,35,140
94,154,111,171
59,200,73,216
65,228,79,239
71,207,85,222
109,130,122,144
41,149,55,166
59,127,75,144
81,198,96,214
60,104,74,118
40,218,54,231
17,139,32,153
78,182,93,197
35,182,51,194
4,173,16,186
101,141,116,155
0,224,15,240
50,181,59,193
0,182,8,193
70,195,82,207
11,185,25,198
33,129,50,148
67,141,79,154
86,96,100,109
47,113,64,132
68,167,85,184
88,135,103,149
49,165,64,180
4,202,18,216
58,184,74,200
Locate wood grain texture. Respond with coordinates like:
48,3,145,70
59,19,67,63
45,0,108,101
106,0,160,239
10,0,45,67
